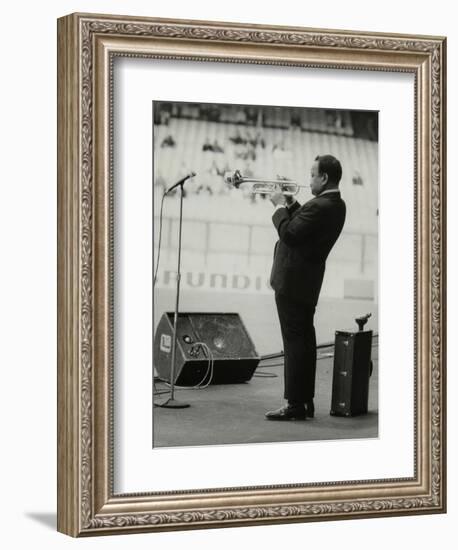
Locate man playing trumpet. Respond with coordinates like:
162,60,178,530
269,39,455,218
265,155,346,420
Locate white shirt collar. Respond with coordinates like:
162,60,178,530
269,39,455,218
318,189,340,197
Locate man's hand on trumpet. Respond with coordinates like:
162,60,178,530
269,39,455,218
270,190,287,207
270,175,296,208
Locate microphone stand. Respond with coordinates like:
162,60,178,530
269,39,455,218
156,180,190,409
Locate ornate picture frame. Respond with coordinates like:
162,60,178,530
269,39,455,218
57,13,446,536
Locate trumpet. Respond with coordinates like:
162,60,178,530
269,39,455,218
224,170,306,196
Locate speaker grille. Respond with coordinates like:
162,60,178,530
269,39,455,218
188,313,258,359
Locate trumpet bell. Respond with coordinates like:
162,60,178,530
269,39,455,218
224,170,244,187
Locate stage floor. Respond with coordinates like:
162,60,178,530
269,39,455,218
153,345,378,448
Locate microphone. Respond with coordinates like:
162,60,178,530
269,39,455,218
166,172,196,194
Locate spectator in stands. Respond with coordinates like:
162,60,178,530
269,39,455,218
255,131,266,149
202,138,224,153
236,146,256,161
266,155,346,421
352,171,364,185
160,134,176,148
212,139,225,153
195,171,214,196
247,130,266,149
229,130,247,145
202,137,213,152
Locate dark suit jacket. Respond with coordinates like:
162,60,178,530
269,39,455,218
270,192,346,305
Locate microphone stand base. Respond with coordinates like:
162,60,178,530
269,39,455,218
155,397,191,409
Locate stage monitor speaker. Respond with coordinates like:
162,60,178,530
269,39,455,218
330,329,373,416
154,312,260,386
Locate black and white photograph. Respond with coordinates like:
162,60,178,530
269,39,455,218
1,0,453,545
152,100,379,448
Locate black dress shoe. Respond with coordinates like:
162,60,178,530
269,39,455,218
265,404,307,421
305,399,315,419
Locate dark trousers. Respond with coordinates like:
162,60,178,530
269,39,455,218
275,293,317,403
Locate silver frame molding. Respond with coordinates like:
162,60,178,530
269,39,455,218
57,12,446,537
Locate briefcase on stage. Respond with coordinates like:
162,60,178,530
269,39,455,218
330,327,373,417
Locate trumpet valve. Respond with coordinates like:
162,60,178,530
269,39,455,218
251,182,298,196
279,182,299,195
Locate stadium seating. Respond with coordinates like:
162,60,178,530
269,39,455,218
153,111,378,298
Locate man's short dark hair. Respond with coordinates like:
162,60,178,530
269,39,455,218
315,155,342,186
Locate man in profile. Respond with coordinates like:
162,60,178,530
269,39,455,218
266,155,346,420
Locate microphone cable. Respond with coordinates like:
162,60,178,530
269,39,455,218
153,190,167,286
253,371,278,378
188,341,215,390
153,342,215,397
